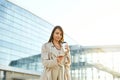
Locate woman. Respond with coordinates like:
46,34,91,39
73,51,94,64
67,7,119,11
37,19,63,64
40,26,71,80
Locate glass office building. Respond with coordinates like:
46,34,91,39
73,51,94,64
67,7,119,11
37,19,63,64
0,0,51,71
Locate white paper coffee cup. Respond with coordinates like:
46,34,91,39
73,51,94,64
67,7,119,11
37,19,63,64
62,42,67,52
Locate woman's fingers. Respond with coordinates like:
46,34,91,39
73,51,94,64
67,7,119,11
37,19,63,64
57,56,64,63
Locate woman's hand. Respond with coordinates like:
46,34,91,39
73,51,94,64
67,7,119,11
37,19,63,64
64,43,70,55
57,56,64,64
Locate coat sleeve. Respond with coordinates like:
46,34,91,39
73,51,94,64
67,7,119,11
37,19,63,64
41,43,58,68
65,51,71,68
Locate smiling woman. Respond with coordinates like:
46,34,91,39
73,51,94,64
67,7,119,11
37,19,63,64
40,25,71,80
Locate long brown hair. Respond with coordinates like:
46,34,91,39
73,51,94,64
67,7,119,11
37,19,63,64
48,25,64,43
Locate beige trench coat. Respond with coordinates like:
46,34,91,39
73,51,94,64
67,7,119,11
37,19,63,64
40,42,71,80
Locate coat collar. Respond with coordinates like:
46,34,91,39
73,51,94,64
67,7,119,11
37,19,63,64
49,42,63,48
49,42,54,47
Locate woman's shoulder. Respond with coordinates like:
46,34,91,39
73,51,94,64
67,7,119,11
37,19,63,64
42,42,52,47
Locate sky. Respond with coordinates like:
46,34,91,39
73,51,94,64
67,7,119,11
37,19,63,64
8,0,120,46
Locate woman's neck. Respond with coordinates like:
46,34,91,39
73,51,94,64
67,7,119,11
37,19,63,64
52,40,61,49
53,40,59,45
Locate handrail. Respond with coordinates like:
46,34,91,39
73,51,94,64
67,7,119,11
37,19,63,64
86,63,120,78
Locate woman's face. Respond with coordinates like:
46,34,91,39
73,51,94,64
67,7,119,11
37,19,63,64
53,28,62,42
